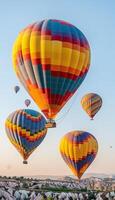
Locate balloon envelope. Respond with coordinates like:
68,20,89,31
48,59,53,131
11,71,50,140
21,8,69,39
59,131,98,179
14,85,20,93
81,93,102,119
5,109,47,163
13,19,90,120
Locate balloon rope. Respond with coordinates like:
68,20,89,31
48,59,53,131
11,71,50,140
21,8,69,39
56,93,78,124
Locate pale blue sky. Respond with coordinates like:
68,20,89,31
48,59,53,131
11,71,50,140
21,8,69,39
0,0,115,176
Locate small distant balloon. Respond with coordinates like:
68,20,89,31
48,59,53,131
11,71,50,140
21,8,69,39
81,93,102,120
25,99,31,107
14,85,20,93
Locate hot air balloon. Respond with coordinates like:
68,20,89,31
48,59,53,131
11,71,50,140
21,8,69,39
81,93,102,120
5,109,47,164
14,85,20,93
25,99,31,107
59,131,98,179
12,19,90,127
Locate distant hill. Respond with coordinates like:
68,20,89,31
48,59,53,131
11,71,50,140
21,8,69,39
26,173,115,180
83,173,115,179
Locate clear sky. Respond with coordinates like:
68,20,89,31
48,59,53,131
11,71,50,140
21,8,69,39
0,0,115,177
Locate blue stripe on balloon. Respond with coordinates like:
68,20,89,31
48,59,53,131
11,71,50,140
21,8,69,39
24,109,40,117
36,70,87,95
12,130,46,151
76,132,90,143
16,112,46,134
62,152,96,172
75,152,96,171
70,73,87,92
45,20,87,44
20,134,46,152
36,64,45,91
67,132,90,144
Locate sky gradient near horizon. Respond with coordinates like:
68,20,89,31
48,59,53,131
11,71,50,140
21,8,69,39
0,0,115,177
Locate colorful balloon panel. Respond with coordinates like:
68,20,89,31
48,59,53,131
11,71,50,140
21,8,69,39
81,93,102,119
13,19,90,119
59,131,98,179
5,109,47,162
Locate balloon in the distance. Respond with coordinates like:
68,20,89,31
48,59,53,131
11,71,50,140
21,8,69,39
14,85,20,93
25,99,31,107
81,93,102,120
59,131,98,179
5,109,47,164
12,19,90,121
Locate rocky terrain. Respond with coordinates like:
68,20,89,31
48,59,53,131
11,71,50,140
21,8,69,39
0,176,114,199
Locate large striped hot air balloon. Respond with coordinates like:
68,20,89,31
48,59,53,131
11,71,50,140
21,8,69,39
5,109,47,164
12,19,91,127
59,131,98,179
81,93,102,120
